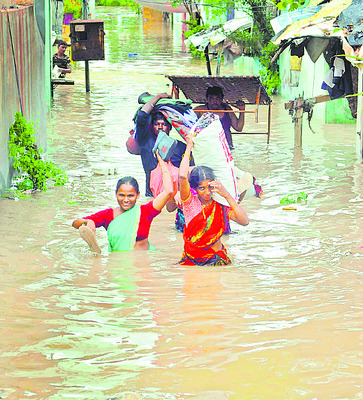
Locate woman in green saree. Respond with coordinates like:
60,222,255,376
72,152,174,253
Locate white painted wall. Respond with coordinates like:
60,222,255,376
278,48,327,123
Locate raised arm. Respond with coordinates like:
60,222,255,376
152,151,175,211
141,93,171,115
209,180,249,226
179,133,193,201
193,104,204,119
229,100,245,132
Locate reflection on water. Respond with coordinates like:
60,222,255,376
0,6,362,400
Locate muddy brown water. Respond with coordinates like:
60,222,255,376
0,7,362,400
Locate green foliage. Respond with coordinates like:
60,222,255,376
63,0,82,18
95,0,141,13
258,42,281,96
174,0,281,93
272,0,306,11
280,192,308,204
0,188,31,200
171,0,236,19
8,112,68,192
229,27,265,58
183,19,209,59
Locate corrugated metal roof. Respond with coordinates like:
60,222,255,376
185,17,253,50
271,0,353,45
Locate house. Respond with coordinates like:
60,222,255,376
269,0,362,155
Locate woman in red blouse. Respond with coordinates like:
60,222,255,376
72,152,174,253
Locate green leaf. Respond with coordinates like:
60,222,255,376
8,112,68,193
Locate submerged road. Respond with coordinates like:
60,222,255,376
0,6,362,400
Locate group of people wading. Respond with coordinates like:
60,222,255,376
72,89,251,266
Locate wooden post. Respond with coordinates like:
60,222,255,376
285,94,346,148
204,47,212,76
216,43,223,76
294,97,304,147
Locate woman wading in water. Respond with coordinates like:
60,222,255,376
72,152,174,253
178,134,249,265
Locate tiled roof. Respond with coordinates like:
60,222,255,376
166,75,271,105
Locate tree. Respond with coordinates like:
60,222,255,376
270,0,307,11
171,0,281,94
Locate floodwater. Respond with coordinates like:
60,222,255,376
0,7,362,400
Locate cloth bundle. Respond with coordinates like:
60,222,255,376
152,131,177,162
190,112,238,206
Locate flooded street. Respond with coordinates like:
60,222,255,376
0,7,362,400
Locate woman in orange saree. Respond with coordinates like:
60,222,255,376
178,134,249,266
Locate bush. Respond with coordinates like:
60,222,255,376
63,0,82,19
8,112,68,191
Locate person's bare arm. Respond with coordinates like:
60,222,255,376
72,219,87,229
152,151,174,211
209,180,249,226
166,191,181,212
229,100,245,132
72,218,96,231
61,63,72,74
142,93,171,114
179,134,193,201
193,104,205,118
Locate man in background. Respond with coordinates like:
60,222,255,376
194,86,245,150
53,40,72,78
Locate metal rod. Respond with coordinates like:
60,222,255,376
85,60,90,92
196,109,253,114
231,132,270,135
255,86,261,123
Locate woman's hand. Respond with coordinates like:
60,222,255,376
173,191,182,208
209,180,249,226
209,180,229,198
185,132,194,148
156,149,167,166
157,92,171,99
153,150,174,211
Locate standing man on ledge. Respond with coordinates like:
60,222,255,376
53,40,72,78
194,86,245,150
